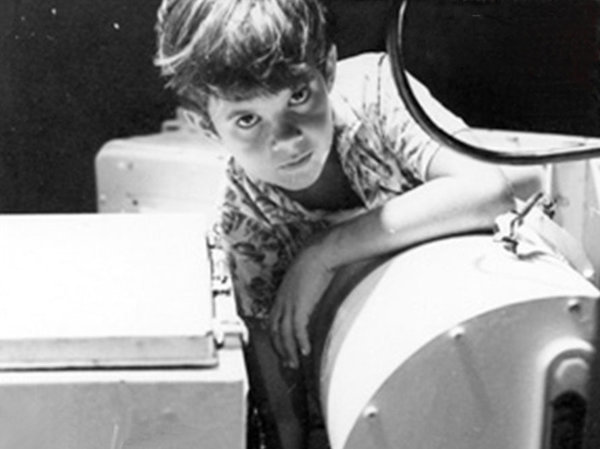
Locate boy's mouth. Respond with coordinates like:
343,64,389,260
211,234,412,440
280,151,313,170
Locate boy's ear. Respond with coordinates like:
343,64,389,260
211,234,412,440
325,45,337,91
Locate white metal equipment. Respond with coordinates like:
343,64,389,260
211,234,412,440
320,234,599,449
0,213,247,449
95,128,227,214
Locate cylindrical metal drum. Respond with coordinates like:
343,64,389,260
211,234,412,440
319,235,599,449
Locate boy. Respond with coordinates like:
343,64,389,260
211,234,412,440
155,1,514,447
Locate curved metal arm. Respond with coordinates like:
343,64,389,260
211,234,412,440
386,0,600,164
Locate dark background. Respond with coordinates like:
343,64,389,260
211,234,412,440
1,0,174,212
1,0,599,213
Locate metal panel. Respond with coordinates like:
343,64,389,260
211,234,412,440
0,213,216,369
320,235,599,449
0,213,248,449
583,160,600,287
95,129,227,214
551,159,600,287
0,351,247,449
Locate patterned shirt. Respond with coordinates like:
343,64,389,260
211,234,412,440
217,52,465,321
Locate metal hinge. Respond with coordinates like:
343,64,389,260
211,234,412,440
206,229,249,347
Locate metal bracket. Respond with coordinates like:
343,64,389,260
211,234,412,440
206,229,249,347
494,191,546,253
494,192,595,279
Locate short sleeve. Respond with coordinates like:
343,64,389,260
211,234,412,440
377,56,468,181
219,207,291,321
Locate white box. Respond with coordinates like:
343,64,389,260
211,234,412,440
0,213,247,449
95,130,227,213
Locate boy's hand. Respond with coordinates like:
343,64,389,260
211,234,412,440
269,244,334,369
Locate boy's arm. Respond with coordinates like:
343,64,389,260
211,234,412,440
269,147,516,368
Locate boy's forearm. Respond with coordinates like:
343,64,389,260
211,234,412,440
318,176,515,271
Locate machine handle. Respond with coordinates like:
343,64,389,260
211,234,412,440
386,0,600,164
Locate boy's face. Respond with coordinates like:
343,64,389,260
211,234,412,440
207,67,335,191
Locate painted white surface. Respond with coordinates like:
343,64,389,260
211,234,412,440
0,350,247,449
95,130,227,213
322,235,599,449
0,213,213,366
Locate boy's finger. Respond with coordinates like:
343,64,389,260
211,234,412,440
268,312,286,360
293,313,311,356
295,323,311,357
281,312,299,369
270,328,285,361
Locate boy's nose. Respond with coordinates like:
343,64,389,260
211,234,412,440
273,119,302,143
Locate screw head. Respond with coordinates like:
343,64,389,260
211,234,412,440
567,299,582,313
449,326,465,340
364,405,378,419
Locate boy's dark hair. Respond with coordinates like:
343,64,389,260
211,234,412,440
155,0,332,130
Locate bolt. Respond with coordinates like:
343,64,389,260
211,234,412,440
449,326,465,340
567,299,582,314
117,161,134,171
364,405,378,419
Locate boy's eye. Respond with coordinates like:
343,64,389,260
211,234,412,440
289,85,311,106
236,114,260,129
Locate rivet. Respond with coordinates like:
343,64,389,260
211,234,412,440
449,326,465,340
583,268,595,282
161,407,175,417
567,299,582,313
117,161,134,171
364,405,378,419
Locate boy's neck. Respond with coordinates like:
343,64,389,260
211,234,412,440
282,148,362,212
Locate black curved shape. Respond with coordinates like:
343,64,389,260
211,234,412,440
386,0,600,164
